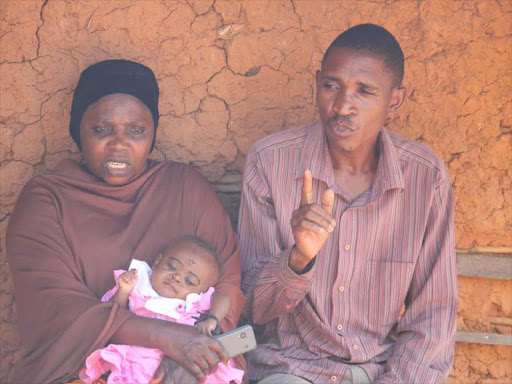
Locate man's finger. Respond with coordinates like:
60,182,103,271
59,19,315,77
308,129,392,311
321,189,335,216
300,169,314,206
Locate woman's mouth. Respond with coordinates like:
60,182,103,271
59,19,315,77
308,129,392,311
104,161,132,176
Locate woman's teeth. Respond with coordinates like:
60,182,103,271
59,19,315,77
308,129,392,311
107,162,127,169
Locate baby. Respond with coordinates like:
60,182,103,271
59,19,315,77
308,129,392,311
80,235,244,384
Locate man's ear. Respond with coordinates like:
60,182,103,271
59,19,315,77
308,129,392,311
315,70,322,89
388,86,406,115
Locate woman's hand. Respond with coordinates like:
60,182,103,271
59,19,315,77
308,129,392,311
111,313,228,382
157,324,228,382
150,356,198,384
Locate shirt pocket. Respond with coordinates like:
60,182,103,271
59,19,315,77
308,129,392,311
366,260,415,326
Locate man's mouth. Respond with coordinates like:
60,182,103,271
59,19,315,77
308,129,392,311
331,121,356,137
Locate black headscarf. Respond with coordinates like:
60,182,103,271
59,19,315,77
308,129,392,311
69,59,159,152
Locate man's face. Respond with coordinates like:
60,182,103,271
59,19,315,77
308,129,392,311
316,47,404,155
80,93,155,186
150,242,218,300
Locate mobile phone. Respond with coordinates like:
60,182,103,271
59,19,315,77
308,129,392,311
214,325,257,358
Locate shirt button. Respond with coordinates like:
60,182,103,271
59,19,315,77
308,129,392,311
337,324,343,331
330,376,337,382
353,344,359,350
338,286,345,292
344,244,350,251
285,304,291,310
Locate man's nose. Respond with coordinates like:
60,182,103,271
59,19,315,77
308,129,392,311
333,91,356,116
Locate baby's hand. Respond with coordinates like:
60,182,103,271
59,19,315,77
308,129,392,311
117,269,138,294
194,318,218,337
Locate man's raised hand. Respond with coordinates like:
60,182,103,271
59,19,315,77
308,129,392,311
289,169,335,273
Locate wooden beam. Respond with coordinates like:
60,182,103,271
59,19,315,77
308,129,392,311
456,252,512,280
455,331,512,346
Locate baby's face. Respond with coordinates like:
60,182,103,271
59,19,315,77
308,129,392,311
150,242,218,300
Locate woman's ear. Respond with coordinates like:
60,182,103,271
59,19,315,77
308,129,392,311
388,86,406,115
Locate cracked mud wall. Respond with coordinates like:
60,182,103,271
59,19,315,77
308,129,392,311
0,0,511,382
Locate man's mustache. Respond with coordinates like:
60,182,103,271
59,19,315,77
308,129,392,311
328,114,355,128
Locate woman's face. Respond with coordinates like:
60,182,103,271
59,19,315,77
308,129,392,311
79,93,155,185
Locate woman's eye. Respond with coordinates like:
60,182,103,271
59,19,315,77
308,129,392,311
129,126,145,134
93,126,110,133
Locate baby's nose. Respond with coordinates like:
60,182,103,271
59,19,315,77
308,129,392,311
172,273,181,283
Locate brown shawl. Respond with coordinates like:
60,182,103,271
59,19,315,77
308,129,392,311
7,159,246,383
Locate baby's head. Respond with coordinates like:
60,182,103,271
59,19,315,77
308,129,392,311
150,235,220,300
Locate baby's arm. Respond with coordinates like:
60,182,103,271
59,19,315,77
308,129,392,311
195,292,230,337
110,269,138,308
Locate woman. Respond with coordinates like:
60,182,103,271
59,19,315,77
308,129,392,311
6,60,246,384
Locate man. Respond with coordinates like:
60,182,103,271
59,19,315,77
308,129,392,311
239,24,457,384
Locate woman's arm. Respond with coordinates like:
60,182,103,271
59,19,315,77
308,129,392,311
184,167,246,333
110,315,228,382
6,180,134,383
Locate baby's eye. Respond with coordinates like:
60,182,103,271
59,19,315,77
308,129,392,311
168,263,176,271
185,277,195,286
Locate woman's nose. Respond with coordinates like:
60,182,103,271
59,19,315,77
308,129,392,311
106,131,129,150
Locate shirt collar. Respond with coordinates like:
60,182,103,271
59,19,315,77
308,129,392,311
294,121,334,184
372,127,405,195
295,122,404,195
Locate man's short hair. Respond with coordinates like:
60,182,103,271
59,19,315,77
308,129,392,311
322,23,404,87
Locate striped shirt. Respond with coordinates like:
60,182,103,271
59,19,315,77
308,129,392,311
238,121,458,384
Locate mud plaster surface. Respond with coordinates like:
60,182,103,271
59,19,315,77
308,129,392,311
1,1,511,382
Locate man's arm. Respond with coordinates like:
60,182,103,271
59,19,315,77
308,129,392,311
375,171,458,384
239,152,334,325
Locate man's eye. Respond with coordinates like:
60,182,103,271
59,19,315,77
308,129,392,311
360,88,374,95
323,82,338,89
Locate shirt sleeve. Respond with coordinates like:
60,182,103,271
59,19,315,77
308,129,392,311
375,170,458,384
6,180,133,384
238,150,313,325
